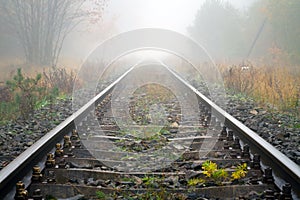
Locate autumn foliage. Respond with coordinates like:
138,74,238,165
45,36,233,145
221,63,299,114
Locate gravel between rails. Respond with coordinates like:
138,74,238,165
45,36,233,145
0,84,299,170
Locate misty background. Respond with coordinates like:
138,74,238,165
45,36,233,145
0,0,299,74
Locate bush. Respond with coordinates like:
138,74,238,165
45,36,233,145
6,68,44,119
43,66,76,94
1,66,76,122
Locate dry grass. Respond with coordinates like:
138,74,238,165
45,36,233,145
0,57,80,82
134,83,177,102
220,63,299,113
0,59,78,95
42,66,77,94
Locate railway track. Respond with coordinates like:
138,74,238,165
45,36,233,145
0,62,299,200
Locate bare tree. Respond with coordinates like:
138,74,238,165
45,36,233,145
0,0,107,66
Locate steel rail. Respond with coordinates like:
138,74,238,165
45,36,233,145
1,62,299,199
0,66,135,198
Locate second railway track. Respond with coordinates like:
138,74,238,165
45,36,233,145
0,62,299,200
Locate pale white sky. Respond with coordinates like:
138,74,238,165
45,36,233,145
103,0,256,34
103,0,204,34
63,0,256,65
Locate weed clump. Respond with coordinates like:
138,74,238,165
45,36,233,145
1,67,76,122
6,68,43,118
188,160,248,187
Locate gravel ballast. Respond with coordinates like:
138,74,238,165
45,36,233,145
0,86,299,170
226,94,300,165
0,98,72,169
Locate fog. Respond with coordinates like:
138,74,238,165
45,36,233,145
0,0,299,73
62,0,258,64
105,0,256,33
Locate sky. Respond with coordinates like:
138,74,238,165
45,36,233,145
103,0,256,35
63,0,257,65
103,0,203,34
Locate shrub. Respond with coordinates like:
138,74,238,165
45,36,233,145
6,68,44,118
43,66,76,94
1,66,77,122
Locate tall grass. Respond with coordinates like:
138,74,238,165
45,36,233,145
221,63,299,114
42,66,76,94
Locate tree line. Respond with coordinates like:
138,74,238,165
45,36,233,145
188,0,300,65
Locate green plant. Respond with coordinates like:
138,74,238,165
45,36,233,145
0,101,19,121
6,68,43,118
187,177,205,186
0,68,73,123
293,123,300,129
35,97,49,110
96,191,106,199
212,168,228,182
231,163,248,180
201,160,229,185
159,127,170,135
45,195,57,200
48,87,59,105
201,160,218,178
142,175,160,187
56,93,68,100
